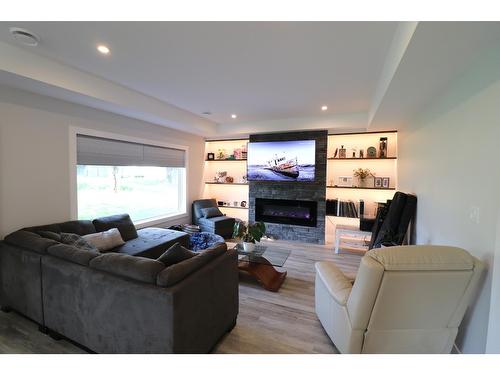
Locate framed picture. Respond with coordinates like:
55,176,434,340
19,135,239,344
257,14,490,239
207,152,215,160
337,176,353,187
374,177,382,188
382,177,390,188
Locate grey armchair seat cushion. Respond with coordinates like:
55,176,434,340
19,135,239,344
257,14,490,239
198,216,235,230
90,253,165,284
157,243,227,287
4,231,59,254
92,213,138,241
113,227,189,259
47,244,100,266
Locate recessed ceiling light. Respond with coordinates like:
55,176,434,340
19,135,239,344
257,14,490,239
231,114,237,119
321,105,328,111
9,27,40,46
97,45,110,55
202,111,212,115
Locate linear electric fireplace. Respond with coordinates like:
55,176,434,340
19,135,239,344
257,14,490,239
255,198,317,227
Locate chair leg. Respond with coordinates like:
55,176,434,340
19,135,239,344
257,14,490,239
38,325,49,334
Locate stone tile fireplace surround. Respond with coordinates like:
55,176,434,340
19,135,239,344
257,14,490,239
248,130,327,244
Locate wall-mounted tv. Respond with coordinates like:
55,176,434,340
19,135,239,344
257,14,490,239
247,140,316,182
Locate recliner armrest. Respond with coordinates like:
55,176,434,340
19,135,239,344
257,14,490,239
315,261,353,305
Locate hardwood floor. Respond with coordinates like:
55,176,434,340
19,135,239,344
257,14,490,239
0,240,361,354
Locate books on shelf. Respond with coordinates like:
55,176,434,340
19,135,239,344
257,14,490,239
326,198,359,218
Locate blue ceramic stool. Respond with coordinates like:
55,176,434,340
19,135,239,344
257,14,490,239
189,232,225,252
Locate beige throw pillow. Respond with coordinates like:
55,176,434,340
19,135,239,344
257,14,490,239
82,228,125,252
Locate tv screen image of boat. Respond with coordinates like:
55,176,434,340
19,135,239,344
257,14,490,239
247,140,316,182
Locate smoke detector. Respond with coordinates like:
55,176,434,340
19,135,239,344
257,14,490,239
9,27,40,46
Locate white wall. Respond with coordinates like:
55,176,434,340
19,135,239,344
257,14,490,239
0,86,205,238
397,49,500,353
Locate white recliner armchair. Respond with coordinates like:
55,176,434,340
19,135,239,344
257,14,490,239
315,245,484,353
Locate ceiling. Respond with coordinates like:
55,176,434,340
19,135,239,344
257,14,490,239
0,22,397,124
0,21,499,136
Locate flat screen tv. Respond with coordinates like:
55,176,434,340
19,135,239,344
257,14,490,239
247,140,316,182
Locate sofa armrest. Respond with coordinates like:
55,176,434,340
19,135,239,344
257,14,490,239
315,261,353,306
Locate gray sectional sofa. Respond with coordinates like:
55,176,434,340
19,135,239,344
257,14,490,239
0,215,239,353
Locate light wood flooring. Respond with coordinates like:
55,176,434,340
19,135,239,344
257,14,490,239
0,240,361,354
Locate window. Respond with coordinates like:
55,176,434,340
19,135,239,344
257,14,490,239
76,135,186,223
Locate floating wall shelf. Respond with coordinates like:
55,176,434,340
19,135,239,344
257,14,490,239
205,182,248,185
327,157,397,160
218,205,249,210
326,186,395,191
205,159,247,162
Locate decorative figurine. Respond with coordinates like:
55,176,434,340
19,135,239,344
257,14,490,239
339,145,346,158
379,137,388,158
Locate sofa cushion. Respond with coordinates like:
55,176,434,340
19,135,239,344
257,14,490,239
156,243,226,287
92,214,138,241
113,227,189,259
24,220,96,236
59,220,97,236
47,244,100,266
83,228,125,252
4,230,60,254
37,230,62,241
90,253,165,284
157,243,196,266
200,207,223,218
60,232,98,251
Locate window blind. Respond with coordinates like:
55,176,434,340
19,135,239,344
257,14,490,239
77,135,185,168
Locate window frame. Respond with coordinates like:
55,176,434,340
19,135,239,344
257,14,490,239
69,127,189,228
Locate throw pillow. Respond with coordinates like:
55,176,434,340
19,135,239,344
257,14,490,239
92,214,138,241
37,230,62,242
82,228,125,252
59,232,98,252
201,207,223,218
156,243,197,267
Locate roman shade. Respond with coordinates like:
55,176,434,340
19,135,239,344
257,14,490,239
77,135,185,168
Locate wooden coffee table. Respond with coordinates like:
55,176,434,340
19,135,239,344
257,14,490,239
229,242,290,292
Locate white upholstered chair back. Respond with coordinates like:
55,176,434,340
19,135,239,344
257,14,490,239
315,245,484,353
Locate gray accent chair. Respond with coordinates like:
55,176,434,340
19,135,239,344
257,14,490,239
192,199,236,238
0,216,239,353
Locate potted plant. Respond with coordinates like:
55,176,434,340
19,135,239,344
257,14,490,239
353,168,374,188
233,221,266,252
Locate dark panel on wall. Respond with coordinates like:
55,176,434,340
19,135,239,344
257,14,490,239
248,130,327,244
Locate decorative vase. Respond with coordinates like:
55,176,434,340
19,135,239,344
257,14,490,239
242,242,255,252
359,178,368,188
